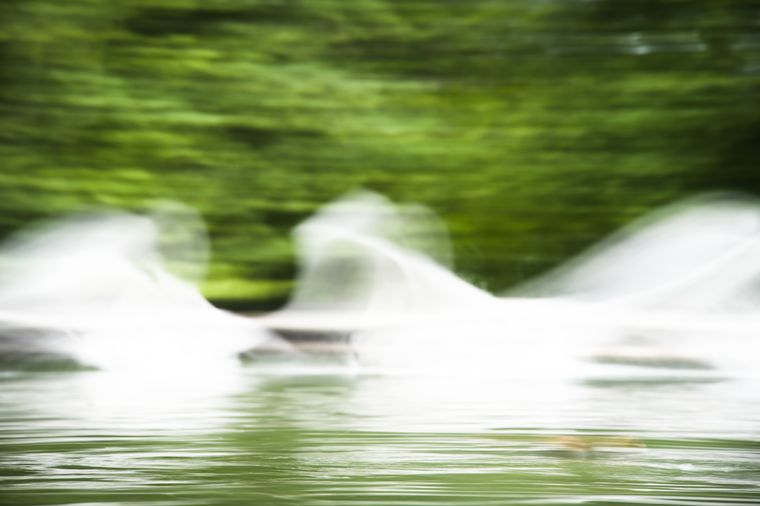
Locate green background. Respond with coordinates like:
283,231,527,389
1,0,758,308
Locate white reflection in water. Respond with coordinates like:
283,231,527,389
2,368,245,434
264,370,757,437
341,375,586,432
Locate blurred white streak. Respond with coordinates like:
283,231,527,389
0,205,282,371
2,192,760,379
283,191,487,314
268,191,760,378
515,194,760,312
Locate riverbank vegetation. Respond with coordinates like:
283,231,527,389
1,0,758,308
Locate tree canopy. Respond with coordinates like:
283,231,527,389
1,0,759,307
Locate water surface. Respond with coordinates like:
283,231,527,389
2,361,759,506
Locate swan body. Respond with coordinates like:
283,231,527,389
0,192,758,376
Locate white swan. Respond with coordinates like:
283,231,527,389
265,192,760,376
0,204,282,371
2,192,759,376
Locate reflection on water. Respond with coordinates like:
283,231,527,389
1,366,759,506
1,368,245,436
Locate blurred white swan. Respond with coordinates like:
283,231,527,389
515,194,760,312
2,192,760,376
265,192,760,376
0,203,282,371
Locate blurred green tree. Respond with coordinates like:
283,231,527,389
0,0,758,307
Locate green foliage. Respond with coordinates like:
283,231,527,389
1,0,759,306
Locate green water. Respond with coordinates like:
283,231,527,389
1,365,759,506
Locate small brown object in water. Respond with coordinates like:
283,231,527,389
550,435,644,456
